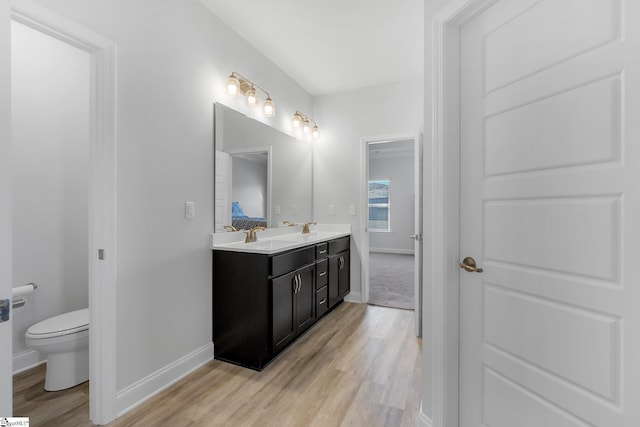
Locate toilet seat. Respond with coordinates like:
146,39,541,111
26,308,89,339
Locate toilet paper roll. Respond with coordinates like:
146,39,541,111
12,283,37,298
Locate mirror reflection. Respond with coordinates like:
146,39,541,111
214,103,312,232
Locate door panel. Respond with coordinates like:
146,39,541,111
485,198,619,280
328,254,340,308
295,265,315,332
483,369,587,427
484,0,620,92
338,252,350,298
484,285,618,399
485,76,621,177
459,0,634,425
271,271,295,352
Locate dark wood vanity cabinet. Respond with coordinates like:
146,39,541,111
212,236,350,371
328,237,350,309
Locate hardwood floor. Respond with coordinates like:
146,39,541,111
13,302,422,426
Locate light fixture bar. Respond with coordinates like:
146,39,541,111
225,71,276,117
291,111,320,138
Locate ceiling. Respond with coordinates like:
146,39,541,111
198,0,424,96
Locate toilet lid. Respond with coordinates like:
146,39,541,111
26,308,89,338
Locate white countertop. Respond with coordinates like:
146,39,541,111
210,223,351,255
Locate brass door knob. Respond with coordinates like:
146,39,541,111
459,257,483,273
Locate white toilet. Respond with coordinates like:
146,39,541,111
25,308,89,391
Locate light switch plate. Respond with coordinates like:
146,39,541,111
274,205,281,215
329,204,335,215
291,204,298,215
185,202,195,219
348,205,356,216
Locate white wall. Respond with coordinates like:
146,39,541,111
231,155,267,218
313,78,423,301
369,154,414,253
0,0,12,416
28,0,313,396
11,21,90,365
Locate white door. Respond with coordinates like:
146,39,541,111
459,0,640,425
413,133,423,336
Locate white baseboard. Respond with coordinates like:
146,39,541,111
13,349,46,375
344,292,362,304
116,342,213,417
419,403,433,427
369,248,415,255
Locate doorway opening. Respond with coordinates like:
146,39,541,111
9,2,117,424
361,133,422,335
229,149,271,229
367,140,415,310
11,15,91,376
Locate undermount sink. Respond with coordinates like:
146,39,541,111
237,239,296,251
277,231,335,241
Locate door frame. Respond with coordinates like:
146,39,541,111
11,1,117,424
227,146,273,228
429,0,499,426
360,131,422,334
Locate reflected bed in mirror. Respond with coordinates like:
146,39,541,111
214,103,312,232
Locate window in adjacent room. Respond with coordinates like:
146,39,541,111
368,179,390,232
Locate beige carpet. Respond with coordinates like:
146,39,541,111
368,252,415,310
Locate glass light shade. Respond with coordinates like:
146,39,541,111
246,88,258,107
302,119,311,133
226,75,240,96
292,113,303,128
311,125,319,139
263,97,275,117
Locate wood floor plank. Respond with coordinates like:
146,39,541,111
13,302,422,427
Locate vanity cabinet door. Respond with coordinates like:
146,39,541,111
272,270,296,353
272,263,316,354
328,250,350,309
328,254,341,309
339,251,350,298
295,264,316,334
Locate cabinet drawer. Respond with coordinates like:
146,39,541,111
316,259,328,288
328,236,350,255
316,242,328,259
270,246,315,277
316,286,328,318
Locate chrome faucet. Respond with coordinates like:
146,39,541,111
302,222,317,234
244,226,266,243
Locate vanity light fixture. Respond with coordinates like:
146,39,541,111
292,112,303,128
291,111,320,138
225,72,276,117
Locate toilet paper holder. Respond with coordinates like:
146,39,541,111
12,282,38,309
